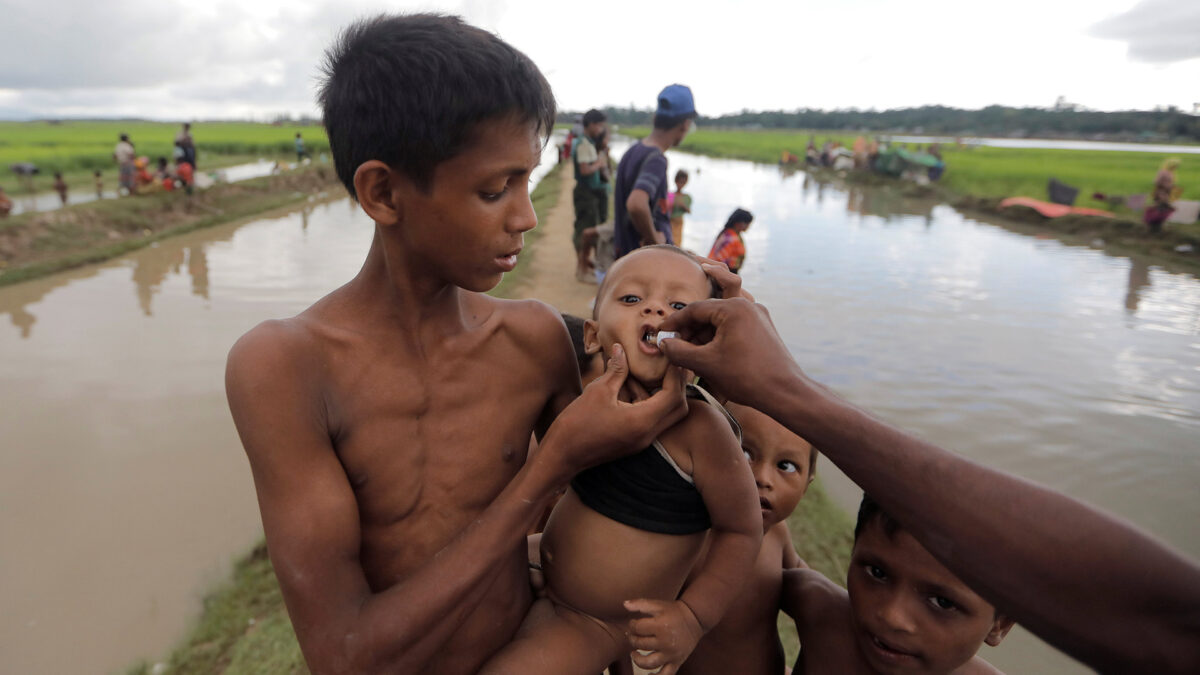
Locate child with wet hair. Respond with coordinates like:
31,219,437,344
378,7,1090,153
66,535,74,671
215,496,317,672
483,245,762,675
783,494,1014,674
678,401,817,675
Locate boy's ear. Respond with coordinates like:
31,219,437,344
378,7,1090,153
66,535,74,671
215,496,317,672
353,160,403,226
984,614,1015,647
582,319,602,355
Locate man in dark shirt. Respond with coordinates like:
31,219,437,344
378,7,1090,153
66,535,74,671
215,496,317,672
613,84,696,258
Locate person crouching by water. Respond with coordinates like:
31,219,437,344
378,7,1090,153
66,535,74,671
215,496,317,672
708,208,753,274
1145,158,1180,233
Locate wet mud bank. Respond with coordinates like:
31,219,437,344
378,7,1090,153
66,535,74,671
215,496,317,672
0,166,343,287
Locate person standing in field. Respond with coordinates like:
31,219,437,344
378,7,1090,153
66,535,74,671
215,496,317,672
294,132,307,162
52,172,68,206
175,123,196,169
114,134,136,195
613,84,697,258
571,109,608,283
94,170,103,198
1146,158,1180,233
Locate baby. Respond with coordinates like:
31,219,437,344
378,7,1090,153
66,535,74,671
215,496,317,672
484,245,762,674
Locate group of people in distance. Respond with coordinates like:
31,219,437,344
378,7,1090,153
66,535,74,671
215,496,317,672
112,124,196,198
226,13,1200,675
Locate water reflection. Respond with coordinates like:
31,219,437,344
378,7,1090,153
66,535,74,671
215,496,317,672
1126,258,1151,313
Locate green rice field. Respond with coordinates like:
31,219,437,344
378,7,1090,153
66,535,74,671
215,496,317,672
0,120,330,194
622,126,1197,214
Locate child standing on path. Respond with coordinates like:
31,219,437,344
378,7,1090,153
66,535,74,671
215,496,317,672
708,207,753,274
668,169,692,246
481,246,762,675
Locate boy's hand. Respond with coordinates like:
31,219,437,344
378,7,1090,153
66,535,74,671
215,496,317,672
540,343,687,481
624,599,705,674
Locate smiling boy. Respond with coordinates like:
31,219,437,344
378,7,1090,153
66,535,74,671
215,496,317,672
784,495,1013,674
225,15,685,674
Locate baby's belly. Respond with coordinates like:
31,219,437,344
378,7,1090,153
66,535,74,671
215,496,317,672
540,489,705,621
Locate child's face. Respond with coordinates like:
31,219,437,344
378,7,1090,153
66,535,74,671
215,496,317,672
390,116,542,292
847,519,1013,674
675,175,688,190
585,248,709,387
728,402,813,530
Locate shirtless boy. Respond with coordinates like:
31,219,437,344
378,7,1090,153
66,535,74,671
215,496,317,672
679,402,816,675
784,495,1013,674
482,246,762,675
225,15,685,674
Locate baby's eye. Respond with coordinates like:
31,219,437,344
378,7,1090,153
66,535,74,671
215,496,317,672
865,564,887,581
619,294,640,304
670,301,688,311
928,596,958,612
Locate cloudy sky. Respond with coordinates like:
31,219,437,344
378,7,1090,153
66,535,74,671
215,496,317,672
1,0,1198,120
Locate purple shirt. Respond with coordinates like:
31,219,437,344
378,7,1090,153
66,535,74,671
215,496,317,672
613,142,672,257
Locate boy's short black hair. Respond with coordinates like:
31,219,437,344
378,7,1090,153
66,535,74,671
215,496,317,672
674,169,688,182
582,109,607,127
319,13,556,198
854,494,901,539
653,112,696,131
561,314,593,374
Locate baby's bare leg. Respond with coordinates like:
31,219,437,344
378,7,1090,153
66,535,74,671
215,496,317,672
481,597,627,675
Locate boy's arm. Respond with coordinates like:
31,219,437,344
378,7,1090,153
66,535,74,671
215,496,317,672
776,523,805,570
660,298,1200,674
626,153,668,245
780,568,846,636
627,403,762,673
228,324,687,674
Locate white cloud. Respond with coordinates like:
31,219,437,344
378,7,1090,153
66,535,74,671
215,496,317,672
1090,0,1200,64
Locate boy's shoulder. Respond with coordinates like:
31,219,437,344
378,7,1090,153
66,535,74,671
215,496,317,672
784,568,849,632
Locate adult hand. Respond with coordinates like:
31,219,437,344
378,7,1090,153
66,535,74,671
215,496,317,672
657,298,798,413
624,599,705,675
697,260,755,302
540,343,688,481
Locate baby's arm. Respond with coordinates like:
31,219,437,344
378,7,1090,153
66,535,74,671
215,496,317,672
627,402,762,673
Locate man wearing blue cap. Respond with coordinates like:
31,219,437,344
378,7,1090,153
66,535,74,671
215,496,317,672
613,84,697,258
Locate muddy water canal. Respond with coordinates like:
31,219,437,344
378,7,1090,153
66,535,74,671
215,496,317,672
2,147,1197,673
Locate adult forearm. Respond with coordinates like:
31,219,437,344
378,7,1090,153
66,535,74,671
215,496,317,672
628,204,657,242
767,375,1200,672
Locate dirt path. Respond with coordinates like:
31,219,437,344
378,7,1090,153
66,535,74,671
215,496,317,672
512,172,596,316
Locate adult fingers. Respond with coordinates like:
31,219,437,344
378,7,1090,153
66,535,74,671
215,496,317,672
658,299,724,335
700,262,752,301
657,335,710,375
598,343,629,394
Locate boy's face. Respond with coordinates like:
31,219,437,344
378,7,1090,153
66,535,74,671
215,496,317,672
675,175,688,190
727,402,812,530
388,116,541,292
847,519,1013,674
584,248,708,388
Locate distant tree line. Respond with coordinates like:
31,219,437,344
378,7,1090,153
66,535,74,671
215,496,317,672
562,105,1200,141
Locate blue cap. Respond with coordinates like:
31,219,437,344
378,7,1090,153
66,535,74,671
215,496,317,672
656,84,696,117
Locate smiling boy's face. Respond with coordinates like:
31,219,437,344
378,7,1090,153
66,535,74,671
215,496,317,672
585,248,709,387
847,518,1013,674
728,402,813,530
389,115,542,293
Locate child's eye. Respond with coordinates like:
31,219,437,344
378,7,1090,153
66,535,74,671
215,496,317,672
619,294,640,304
743,450,752,461
778,460,798,473
928,596,958,612
865,564,887,581
670,301,688,311
479,186,508,202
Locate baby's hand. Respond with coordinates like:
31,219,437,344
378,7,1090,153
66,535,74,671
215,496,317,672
624,598,705,675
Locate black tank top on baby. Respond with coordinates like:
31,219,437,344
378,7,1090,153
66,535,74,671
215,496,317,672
569,384,740,536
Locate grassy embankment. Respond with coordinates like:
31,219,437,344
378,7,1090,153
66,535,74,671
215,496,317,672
0,120,330,197
0,164,342,287
120,161,854,672
623,126,1200,269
